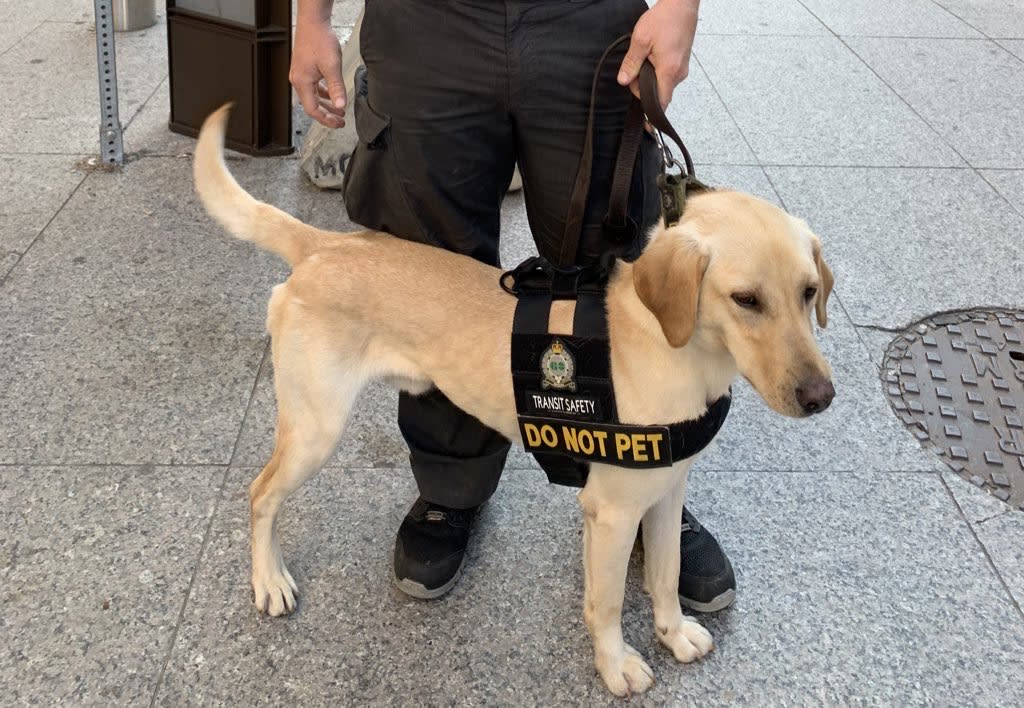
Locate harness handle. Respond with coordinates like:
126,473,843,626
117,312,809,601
500,253,616,298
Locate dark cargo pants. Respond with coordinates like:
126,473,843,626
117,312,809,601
343,0,661,509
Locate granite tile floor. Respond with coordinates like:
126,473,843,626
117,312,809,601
1,1,1023,705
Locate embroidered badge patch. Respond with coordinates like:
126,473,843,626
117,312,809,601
540,338,576,392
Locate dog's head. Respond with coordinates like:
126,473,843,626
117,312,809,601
632,190,834,417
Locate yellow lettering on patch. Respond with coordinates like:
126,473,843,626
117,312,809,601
593,430,608,457
646,432,663,461
615,433,631,460
562,426,580,453
577,429,595,455
540,425,558,447
524,423,542,448
631,433,648,462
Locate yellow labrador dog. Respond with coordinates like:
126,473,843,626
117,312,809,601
194,105,834,696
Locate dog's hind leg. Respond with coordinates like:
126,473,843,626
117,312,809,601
249,350,364,617
642,477,713,663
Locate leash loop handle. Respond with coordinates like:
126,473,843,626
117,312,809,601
560,36,708,258
558,35,633,266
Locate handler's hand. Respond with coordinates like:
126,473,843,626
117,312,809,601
291,15,346,128
617,0,700,109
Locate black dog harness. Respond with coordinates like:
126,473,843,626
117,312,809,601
502,257,731,488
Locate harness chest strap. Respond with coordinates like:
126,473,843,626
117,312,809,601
516,394,730,470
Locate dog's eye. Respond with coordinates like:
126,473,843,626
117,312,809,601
804,287,817,303
732,293,759,310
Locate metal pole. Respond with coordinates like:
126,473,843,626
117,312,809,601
93,0,124,165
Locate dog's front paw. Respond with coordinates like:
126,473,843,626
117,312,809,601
252,565,298,617
596,644,655,697
657,617,713,663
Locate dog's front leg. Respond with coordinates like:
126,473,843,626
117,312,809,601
578,487,653,697
642,477,714,663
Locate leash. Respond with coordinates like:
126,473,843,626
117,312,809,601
558,35,709,265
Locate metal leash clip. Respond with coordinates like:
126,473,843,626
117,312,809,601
637,61,707,228
652,130,689,228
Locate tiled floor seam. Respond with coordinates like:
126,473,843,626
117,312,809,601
920,0,996,40
938,473,1024,621
853,322,905,372
852,306,1024,333
691,54,763,171
0,20,43,59
0,170,88,289
977,171,1024,220
690,52,784,217
845,307,885,369
795,0,967,164
147,339,272,707
976,510,1013,525
996,40,1024,69
794,0,1024,217
122,72,171,134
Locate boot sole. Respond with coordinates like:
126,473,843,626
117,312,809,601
393,557,467,600
679,587,735,614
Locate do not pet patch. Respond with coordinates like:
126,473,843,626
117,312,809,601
519,416,673,469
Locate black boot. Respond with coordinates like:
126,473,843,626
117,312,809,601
678,507,736,613
393,498,476,599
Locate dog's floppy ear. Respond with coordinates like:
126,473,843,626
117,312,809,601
812,238,834,328
633,233,709,347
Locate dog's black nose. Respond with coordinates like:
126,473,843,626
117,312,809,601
796,378,835,415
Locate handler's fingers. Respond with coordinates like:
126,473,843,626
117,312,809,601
325,74,346,111
315,83,347,118
617,31,651,87
295,80,322,123
316,97,345,128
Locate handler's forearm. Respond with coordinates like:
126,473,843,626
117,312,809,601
660,0,700,12
297,0,334,25
658,0,700,40
656,0,700,17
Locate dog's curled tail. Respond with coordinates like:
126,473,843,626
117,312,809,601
194,104,324,267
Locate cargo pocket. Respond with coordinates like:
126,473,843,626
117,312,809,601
342,89,423,239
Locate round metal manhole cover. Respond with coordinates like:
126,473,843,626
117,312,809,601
882,309,1024,510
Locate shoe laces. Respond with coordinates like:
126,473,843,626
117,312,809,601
681,507,703,535
413,499,475,527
